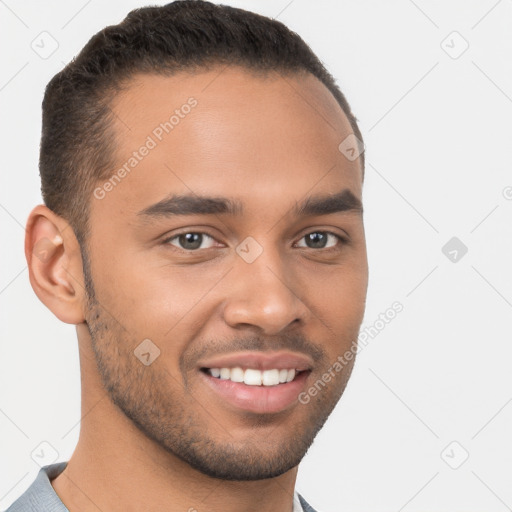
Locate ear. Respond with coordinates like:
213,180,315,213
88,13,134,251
25,205,86,324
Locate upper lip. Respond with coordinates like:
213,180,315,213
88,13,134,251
198,351,314,372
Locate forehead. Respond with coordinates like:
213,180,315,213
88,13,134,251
94,67,362,221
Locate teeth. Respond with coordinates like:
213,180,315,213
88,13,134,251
262,369,279,386
230,367,244,383
244,369,262,386
207,367,300,386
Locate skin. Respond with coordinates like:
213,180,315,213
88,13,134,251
25,66,368,512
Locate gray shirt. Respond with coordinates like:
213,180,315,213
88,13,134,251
4,462,318,512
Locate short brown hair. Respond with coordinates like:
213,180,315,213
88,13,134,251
40,0,364,245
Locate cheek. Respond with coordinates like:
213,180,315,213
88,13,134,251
301,265,367,352
303,259,367,308
94,254,228,346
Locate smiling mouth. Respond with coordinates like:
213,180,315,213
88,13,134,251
200,367,307,386
199,361,312,414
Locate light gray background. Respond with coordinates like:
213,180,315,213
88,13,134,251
1,1,511,511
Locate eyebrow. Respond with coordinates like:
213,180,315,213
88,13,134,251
137,188,363,219
294,188,363,216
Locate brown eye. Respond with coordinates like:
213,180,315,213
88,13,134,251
295,231,344,249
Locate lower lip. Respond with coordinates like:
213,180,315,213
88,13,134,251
200,370,310,414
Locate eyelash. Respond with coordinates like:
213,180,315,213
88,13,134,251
162,230,348,253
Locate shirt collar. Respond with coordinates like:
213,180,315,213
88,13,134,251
293,491,305,512
10,462,305,512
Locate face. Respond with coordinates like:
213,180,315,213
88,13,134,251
83,67,368,480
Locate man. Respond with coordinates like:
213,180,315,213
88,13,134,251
7,1,368,510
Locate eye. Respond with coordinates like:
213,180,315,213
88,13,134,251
295,231,345,250
165,232,218,251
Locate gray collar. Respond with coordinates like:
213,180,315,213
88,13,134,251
6,462,317,512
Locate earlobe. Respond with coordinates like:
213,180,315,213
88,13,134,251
25,205,86,325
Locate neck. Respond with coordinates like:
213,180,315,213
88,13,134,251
51,325,299,512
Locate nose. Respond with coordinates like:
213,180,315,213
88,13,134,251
221,248,311,336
